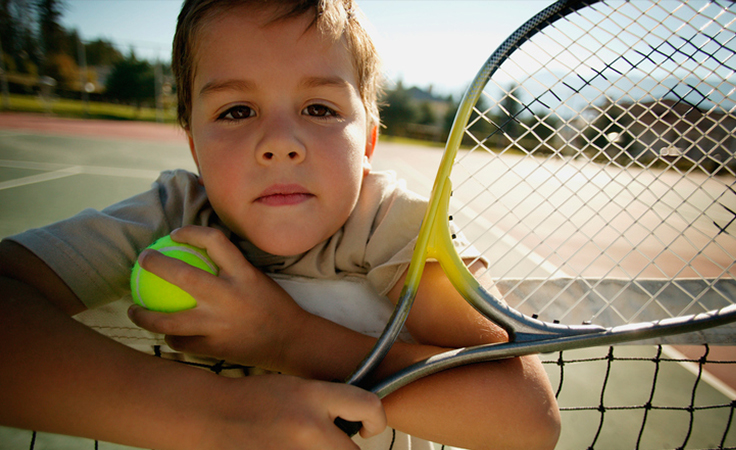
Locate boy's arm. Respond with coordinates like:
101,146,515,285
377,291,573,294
0,240,385,449
129,227,559,450
381,261,561,449
298,262,561,450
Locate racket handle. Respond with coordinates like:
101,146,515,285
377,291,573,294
334,417,362,437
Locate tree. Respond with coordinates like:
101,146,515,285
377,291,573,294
379,81,418,136
499,83,523,144
524,113,561,154
36,0,66,56
441,96,458,141
416,101,437,125
1,0,42,75
84,38,122,66
104,51,155,107
465,93,502,148
36,0,73,88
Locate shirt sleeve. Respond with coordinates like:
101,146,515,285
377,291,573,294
5,170,212,309
361,172,487,297
362,174,427,296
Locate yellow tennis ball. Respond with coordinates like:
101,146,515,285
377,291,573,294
130,235,218,312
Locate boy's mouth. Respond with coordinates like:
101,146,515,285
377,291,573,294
256,184,313,206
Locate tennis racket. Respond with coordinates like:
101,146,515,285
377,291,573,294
337,0,736,434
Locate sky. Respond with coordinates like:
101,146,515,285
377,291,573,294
61,0,556,97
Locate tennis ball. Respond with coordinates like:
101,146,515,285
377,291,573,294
130,235,218,312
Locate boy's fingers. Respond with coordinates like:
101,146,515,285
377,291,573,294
169,226,252,276
128,307,215,356
138,247,217,285
163,334,209,354
137,247,220,302
325,384,386,439
318,423,363,450
127,304,204,337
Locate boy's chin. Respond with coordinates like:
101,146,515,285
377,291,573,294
254,236,324,257
242,220,342,257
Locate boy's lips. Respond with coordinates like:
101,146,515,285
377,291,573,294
256,184,314,206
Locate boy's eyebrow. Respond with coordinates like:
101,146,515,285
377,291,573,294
198,79,256,97
299,76,353,91
197,76,352,97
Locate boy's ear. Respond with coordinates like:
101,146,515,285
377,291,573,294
187,131,199,169
365,125,378,160
186,131,204,186
363,125,378,176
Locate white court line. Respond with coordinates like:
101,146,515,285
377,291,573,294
0,159,162,191
0,159,78,171
0,166,83,191
456,206,572,278
662,345,736,400
388,157,573,278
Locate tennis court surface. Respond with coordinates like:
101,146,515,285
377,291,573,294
1,112,734,449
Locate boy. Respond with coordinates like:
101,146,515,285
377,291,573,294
0,1,560,449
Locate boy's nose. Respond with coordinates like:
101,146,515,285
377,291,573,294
256,115,306,165
257,146,305,164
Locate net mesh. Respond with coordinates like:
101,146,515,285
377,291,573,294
540,345,735,449
17,345,734,449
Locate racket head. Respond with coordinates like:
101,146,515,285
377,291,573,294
364,0,736,399
434,0,736,340
349,0,736,393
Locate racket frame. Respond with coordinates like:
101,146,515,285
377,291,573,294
345,0,736,396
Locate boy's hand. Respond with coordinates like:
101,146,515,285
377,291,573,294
198,374,386,449
128,226,308,370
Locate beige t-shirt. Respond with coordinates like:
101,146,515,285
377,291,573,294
9,169,467,450
10,169,428,307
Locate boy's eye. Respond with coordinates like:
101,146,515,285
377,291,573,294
303,104,337,118
219,105,255,121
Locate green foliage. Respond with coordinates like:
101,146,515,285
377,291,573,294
1,0,43,74
84,38,123,66
379,81,455,142
521,113,561,154
0,0,161,103
460,84,568,153
499,83,523,139
416,100,437,125
104,52,156,105
3,92,177,122
380,82,418,136
37,0,67,56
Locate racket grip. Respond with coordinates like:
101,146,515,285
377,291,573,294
334,417,362,437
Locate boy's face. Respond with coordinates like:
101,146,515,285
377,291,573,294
187,5,376,256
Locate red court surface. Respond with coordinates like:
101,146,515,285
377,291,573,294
0,111,188,143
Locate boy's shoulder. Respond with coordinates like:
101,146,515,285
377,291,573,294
154,169,202,189
362,171,427,229
141,169,209,212
364,170,426,204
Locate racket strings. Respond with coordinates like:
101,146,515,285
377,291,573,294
446,0,736,332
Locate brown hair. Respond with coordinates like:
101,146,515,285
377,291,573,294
172,0,382,130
